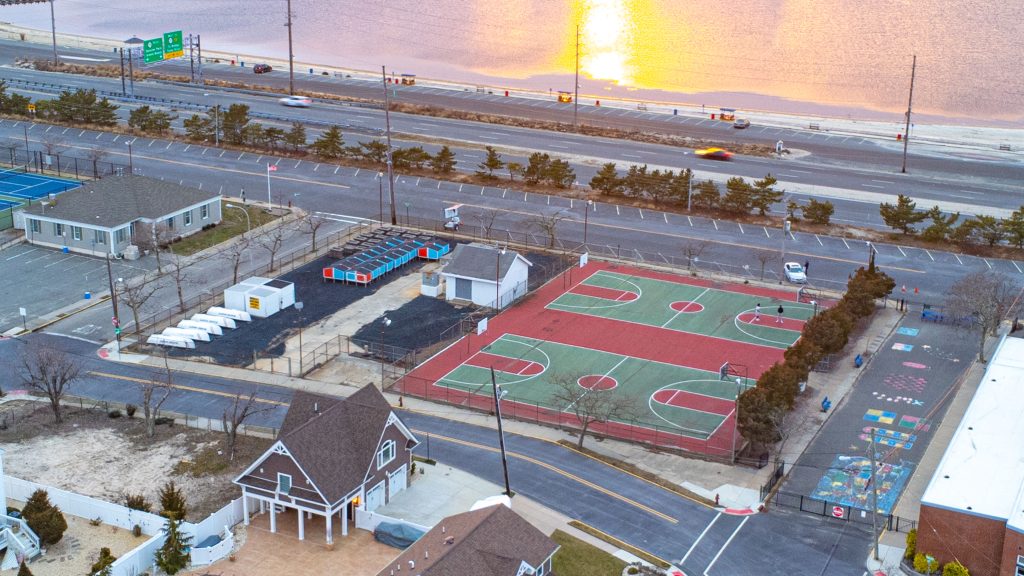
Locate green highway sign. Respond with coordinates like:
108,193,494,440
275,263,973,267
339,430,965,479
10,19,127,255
143,37,164,63
163,30,184,59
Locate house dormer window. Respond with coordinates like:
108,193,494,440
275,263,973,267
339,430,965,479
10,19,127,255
378,440,396,469
277,473,292,495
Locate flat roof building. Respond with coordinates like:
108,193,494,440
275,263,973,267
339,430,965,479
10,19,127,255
918,336,1024,576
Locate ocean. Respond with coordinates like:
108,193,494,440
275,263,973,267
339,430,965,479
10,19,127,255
2,0,1021,125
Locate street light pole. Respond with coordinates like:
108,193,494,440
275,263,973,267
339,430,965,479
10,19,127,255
105,255,120,352
125,141,133,174
48,0,58,63
381,66,397,225
490,367,512,497
583,199,593,245
378,172,384,225
227,204,250,233
286,0,295,95
495,247,506,310
379,317,391,389
780,219,790,283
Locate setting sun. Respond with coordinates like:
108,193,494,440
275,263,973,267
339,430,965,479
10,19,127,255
578,0,634,85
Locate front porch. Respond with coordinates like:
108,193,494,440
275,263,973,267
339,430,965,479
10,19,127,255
242,492,357,545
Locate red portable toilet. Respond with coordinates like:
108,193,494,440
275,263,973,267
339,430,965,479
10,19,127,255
711,113,716,120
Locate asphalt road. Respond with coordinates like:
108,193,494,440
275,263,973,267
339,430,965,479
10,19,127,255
0,119,1017,340
0,331,873,575
1,39,1022,223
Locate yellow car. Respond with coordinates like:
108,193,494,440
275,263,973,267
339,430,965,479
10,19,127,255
694,147,733,160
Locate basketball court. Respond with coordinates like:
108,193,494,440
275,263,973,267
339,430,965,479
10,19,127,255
399,260,816,456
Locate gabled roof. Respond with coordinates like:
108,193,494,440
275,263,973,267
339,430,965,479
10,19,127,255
441,243,532,283
20,175,219,228
375,504,559,576
276,385,410,504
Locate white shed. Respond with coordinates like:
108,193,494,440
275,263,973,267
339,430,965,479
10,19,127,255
440,243,531,309
223,277,296,318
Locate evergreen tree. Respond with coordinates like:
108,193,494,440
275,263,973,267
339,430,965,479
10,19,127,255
590,162,622,195
737,387,781,448
263,127,285,151
154,518,191,575
183,113,213,142
91,547,117,575
523,152,552,185
347,140,389,164
544,158,576,189
692,179,720,209
1003,206,1024,248
720,177,754,214
21,489,52,521
430,145,457,173
29,507,67,545
159,480,187,521
476,146,505,179
220,103,251,145
920,206,959,243
622,164,649,198
750,174,783,216
668,168,693,205
879,194,926,234
803,199,835,225
973,215,1006,246
284,121,307,151
311,126,345,159
785,200,801,222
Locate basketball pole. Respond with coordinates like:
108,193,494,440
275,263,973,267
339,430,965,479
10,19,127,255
491,368,512,497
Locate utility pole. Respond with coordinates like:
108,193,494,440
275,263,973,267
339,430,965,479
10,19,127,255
127,48,135,98
780,220,791,282
573,24,580,130
869,427,880,561
196,34,204,85
48,0,57,63
188,33,195,83
286,0,295,95
491,368,512,497
119,48,126,96
901,55,916,174
105,255,120,352
382,66,397,225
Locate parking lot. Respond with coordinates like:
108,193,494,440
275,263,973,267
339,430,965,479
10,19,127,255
0,244,153,334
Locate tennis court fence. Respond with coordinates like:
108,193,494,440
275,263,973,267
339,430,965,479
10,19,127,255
3,146,130,181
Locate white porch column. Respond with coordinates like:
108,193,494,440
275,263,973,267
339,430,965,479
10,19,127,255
270,504,277,533
297,508,304,541
325,513,333,545
341,505,348,536
0,449,7,512
242,494,250,526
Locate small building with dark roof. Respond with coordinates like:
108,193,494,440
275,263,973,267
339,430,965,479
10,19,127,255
441,243,531,309
233,385,418,544
375,503,559,576
17,175,221,257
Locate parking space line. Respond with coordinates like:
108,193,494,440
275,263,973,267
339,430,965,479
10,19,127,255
984,259,992,269
275,158,282,166
5,247,39,261
897,246,907,257
924,249,934,261
255,155,263,164
815,234,823,246
183,144,191,153
687,216,693,227
842,238,851,249
1013,261,1023,274
334,166,339,174
663,213,668,224
314,163,320,172
638,208,644,220
237,152,245,161
736,223,744,234
293,160,301,169
954,254,964,265
43,254,77,268
615,205,620,215
712,220,718,230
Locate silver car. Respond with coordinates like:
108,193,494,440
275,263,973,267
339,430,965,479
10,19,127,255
784,262,807,283
279,95,312,108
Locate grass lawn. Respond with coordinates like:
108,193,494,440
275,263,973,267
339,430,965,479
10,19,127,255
170,200,280,256
551,529,628,576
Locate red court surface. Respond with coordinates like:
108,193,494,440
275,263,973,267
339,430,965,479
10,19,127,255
569,283,640,302
396,261,802,457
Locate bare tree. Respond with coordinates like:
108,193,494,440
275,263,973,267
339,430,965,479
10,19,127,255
118,278,160,336
474,208,502,240
680,240,710,271
754,249,779,281
164,253,191,313
20,344,81,423
258,222,288,272
549,372,640,449
140,354,174,438
221,234,251,285
84,146,109,177
946,271,1018,362
297,211,327,252
40,134,67,156
223,390,273,461
134,222,174,273
527,211,569,248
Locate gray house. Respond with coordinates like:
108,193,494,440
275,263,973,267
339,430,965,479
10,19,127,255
441,243,532,309
18,175,221,257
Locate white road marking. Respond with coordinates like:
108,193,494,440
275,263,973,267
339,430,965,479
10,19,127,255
1013,261,1023,274
954,254,964,265
815,235,823,246
842,238,851,249
984,259,992,269
218,150,226,157
622,154,642,159
712,220,718,230
183,144,191,152
334,166,339,174
687,216,693,227
897,246,907,257
872,179,894,184
862,184,885,189
924,249,934,261
314,163,320,171
616,205,620,215
704,516,749,576
680,513,721,564
663,213,668,224
638,208,644,220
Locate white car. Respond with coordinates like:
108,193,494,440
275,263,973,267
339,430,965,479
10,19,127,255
784,262,807,284
279,95,312,108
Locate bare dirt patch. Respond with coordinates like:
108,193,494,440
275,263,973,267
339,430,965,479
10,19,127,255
0,400,271,521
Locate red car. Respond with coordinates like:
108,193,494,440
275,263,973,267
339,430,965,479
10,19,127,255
253,63,273,74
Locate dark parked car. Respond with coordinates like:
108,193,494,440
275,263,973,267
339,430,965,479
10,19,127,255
253,63,273,74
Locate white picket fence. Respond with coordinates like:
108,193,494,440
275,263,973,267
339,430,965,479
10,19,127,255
4,475,246,575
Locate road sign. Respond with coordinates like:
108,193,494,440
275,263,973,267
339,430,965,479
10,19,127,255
163,30,184,59
26,103,35,112
831,505,844,518
19,307,26,316
143,37,164,63
112,316,120,327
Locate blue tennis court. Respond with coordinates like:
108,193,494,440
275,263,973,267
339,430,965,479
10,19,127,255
0,199,18,210
0,167,81,200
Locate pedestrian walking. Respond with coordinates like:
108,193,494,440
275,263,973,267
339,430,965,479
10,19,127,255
754,303,761,322
776,304,785,324
804,260,810,274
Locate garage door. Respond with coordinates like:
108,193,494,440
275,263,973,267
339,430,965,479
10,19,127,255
365,482,385,512
454,278,472,300
388,465,407,500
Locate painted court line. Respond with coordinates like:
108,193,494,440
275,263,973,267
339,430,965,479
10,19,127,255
662,287,711,328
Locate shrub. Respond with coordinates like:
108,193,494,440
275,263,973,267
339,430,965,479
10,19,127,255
29,507,67,545
125,404,137,418
108,409,122,419
21,489,52,521
942,560,969,576
91,547,117,574
124,493,152,512
16,561,32,576
155,417,174,426
905,528,917,560
915,553,938,574
154,517,191,575
159,481,188,521
133,524,143,537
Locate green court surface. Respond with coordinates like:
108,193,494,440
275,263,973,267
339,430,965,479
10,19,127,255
436,333,755,439
546,270,814,349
